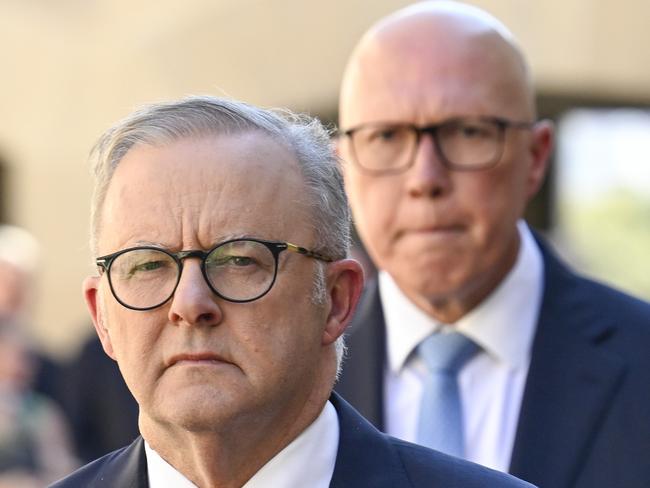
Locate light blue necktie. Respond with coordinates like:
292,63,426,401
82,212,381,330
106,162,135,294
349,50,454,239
417,332,479,457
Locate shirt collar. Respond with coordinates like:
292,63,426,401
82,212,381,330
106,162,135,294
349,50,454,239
145,441,196,488
145,400,339,488
382,221,543,372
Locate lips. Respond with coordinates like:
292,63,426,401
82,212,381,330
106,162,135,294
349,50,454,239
418,224,464,232
167,352,230,367
401,223,465,236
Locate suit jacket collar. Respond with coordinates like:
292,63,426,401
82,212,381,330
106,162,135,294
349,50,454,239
508,237,625,487
89,435,148,487
93,393,408,488
329,392,412,487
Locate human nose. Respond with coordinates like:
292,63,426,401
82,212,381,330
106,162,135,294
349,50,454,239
405,132,452,198
168,259,223,326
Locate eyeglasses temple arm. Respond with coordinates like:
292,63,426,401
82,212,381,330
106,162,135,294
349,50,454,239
285,243,333,262
95,258,108,274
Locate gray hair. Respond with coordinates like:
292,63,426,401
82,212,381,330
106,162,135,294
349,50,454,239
88,96,350,367
89,95,351,261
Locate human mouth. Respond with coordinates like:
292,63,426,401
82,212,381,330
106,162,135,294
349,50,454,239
405,224,465,237
167,352,230,367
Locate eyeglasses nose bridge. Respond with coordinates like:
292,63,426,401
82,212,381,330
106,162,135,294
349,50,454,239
411,124,444,165
171,249,214,296
176,249,207,262
415,124,439,146
174,250,210,276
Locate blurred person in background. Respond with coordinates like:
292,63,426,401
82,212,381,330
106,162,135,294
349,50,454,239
0,317,77,487
63,330,139,463
0,225,65,410
0,224,40,321
335,2,650,487
0,224,139,462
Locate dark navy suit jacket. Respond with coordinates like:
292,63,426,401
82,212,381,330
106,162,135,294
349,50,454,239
50,393,533,487
335,237,650,488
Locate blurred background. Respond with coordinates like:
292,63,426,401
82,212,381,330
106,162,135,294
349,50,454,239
0,0,649,359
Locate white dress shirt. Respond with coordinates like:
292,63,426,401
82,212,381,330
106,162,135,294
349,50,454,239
382,221,544,472
145,400,339,488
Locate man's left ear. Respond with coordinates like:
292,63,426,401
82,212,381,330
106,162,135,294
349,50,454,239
321,259,364,346
526,119,555,199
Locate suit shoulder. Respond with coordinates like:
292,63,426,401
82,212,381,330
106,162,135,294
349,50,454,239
572,273,650,338
390,438,535,487
544,243,650,321
48,446,130,487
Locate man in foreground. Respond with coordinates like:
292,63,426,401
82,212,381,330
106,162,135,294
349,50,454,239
336,2,650,487
51,96,533,487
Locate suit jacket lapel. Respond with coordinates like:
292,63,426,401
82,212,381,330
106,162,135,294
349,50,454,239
509,242,625,488
87,437,149,488
116,437,148,488
335,279,386,428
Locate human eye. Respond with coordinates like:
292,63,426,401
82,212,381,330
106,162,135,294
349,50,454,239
130,259,167,274
113,250,172,280
209,254,256,267
455,121,496,140
366,126,404,144
207,241,269,270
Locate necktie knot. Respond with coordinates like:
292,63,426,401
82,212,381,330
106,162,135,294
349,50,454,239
418,332,479,376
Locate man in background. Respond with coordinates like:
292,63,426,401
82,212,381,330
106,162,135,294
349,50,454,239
0,225,138,462
0,225,40,325
0,225,64,408
336,2,650,487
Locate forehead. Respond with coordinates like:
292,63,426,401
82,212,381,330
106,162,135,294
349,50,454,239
98,132,311,252
340,15,532,127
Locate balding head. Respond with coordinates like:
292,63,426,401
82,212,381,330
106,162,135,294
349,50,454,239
340,0,534,128
338,1,552,322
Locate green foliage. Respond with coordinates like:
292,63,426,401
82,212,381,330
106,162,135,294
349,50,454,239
559,188,650,300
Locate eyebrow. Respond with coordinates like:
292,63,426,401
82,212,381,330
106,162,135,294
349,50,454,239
132,233,264,250
132,240,172,248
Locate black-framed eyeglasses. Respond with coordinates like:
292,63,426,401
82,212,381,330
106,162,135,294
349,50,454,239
95,238,332,311
340,116,536,175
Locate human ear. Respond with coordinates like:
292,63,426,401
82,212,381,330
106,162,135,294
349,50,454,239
321,259,364,346
526,119,554,199
82,275,117,360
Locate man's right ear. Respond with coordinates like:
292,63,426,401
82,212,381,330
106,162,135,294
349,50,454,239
82,276,116,360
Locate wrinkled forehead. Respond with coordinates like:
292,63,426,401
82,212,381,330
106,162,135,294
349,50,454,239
99,133,312,251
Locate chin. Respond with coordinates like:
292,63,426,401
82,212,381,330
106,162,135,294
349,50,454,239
159,394,239,433
397,250,468,280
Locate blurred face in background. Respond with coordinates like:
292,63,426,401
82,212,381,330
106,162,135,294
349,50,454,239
0,261,29,320
339,7,552,322
0,326,35,392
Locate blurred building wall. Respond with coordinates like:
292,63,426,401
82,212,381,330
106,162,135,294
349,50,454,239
0,0,648,356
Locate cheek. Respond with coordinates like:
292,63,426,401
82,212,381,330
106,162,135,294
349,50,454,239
232,296,322,379
463,165,524,228
103,305,162,386
347,176,401,250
